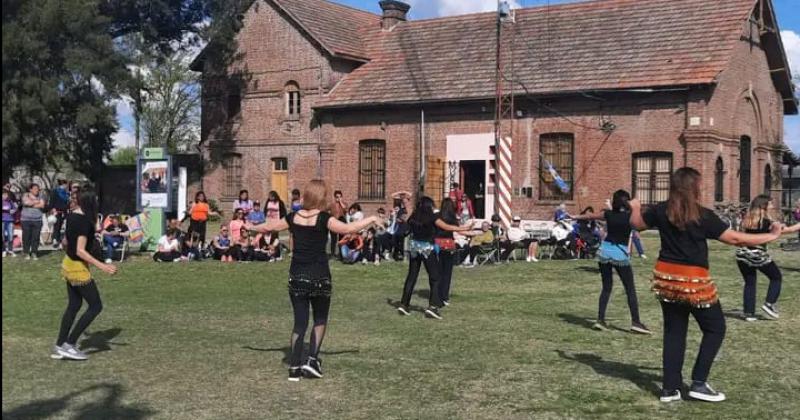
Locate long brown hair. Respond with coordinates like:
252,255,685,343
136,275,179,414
666,167,703,230
742,195,772,230
302,180,329,211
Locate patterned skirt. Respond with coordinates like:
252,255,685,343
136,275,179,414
652,260,718,308
288,263,332,298
735,247,772,268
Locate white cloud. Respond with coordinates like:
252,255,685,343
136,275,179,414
112,128,136,150
781,30,800,76
407,0,520,19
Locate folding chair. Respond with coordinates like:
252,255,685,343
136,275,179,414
474,243,499,266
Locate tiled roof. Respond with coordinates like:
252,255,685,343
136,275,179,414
317,0,759,107
272,0,380,60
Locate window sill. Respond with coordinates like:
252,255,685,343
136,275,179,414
284,116,300,122
357,198,388,204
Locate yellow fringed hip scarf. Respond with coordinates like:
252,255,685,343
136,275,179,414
61,256,92,286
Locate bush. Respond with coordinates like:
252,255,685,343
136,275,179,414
208,198,222,222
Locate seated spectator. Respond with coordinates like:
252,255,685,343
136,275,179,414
290,189,303,212
361,228,380,266
374,208,393,260
102,215,129,263
153,228,182,262
233,226,254,262
554,203,571,222
454,232,471,265
167,217,186,244
463,222,494,267
212,227,234,262
232,189,254,216
347,203,364,223
338,232,363,264
457,194,475,225
499,216,539,262
229,209,246,244
247,201,266,225
182,231,202,261
254,231,281,262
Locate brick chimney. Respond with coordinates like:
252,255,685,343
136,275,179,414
379,0,410,30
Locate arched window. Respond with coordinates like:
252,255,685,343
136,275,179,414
285,82,301,118
539,133,574,200
359,140,386,200
764,164,772,194
739,136,752,203
714,157,724,202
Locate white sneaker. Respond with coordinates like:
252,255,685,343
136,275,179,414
2,251,5,258
104,258,112,264
25,255,31,260
57,343,88,361
374,260,380,266
526,256,531,262
32,254,38,261
641,255,648,260
8,251,16,258
50,345,64,360
362,259,367,265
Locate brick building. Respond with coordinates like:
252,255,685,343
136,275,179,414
192,0,797,219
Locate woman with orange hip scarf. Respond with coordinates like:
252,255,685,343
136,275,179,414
630,167,781,403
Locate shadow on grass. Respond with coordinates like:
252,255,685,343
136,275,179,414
385,298,426,313
414,289,430,300
80,328,127,354
2,383,155,420
576,266,600,274
557,313,596,330
555,350,661,396
241,346,359,363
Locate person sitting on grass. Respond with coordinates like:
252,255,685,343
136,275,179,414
229,209,246,245
247,201,266,225
153,228,182,262
182,231,202,261
233,226,254,262
347,203,364,223
463,222,494,267
361,228,380,266
254,231,281,262
338,232,363,264
212,227,234,262
102,215,129,263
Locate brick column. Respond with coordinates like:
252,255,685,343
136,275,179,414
318,114,336,182
683,129,737,207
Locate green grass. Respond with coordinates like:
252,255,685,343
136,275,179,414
3,238,799,420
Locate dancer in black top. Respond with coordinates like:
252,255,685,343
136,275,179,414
53,189,118,361
573,190,651,334
736,195,800,321
247,180,381,381
397,196,472,319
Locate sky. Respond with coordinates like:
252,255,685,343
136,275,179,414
114,0,800,154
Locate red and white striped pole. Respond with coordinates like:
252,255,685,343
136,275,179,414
490,136,513,228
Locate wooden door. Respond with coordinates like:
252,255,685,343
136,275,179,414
271,158,288,203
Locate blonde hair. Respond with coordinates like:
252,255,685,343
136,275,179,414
742,195,772,230
302,180,329,211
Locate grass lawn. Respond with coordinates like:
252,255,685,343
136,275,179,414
2,237,799,419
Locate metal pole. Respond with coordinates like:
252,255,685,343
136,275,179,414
493,1,501,219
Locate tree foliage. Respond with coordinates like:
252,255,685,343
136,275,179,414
109,147,138,166
2,0,243,182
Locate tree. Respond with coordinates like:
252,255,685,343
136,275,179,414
2,0,242,183
109,147,138,166
140,52,200,153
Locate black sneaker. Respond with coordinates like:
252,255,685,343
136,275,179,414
761,303,779,319
688,381,726,402
659,389,682,403
288,367,302,382
397,305,411,316
424,307,442,320
743,313,758,322
592,320,608,331
442,300,450,307
302,357,323,379
631,322,653,335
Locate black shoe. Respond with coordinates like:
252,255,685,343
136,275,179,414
630,322,652,335
288,367,302,382
592,320,608,331
659,389,682,403
688,381,726,402
424,307,442,320
302,357,323,378
761,302,779,319
442,300,450,307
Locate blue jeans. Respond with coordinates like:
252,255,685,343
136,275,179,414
631,232,645,256
2,221,13,252
341,245,360,263
103,235,123,260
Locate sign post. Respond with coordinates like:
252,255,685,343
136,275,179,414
137,148,172,251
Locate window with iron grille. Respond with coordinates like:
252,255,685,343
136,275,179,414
285,82,301,117
632,152,673,205
273,157,288,172
359,140,386,200
227,81,241,119
714,157,724,202
739,136,752,203
539,133,574,201
224,155,242,198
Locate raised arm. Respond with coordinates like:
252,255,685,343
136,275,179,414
76,235,117,275
718,223,782,247
247,218,289,234
571,212,604,221
435,219,474,232
629,199,649,231
329,215,380,235
782,223,800,234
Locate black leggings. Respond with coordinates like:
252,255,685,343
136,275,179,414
188,219,207,246
660,301,726,390
737,261,782,314
401,254,443,308
438,251,455,302
289,293,331,367
57,281,103,346
598,263,641,323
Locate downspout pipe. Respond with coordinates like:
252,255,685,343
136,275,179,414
419,108,426,194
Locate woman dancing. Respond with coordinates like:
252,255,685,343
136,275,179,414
573,190,651,334
630,167,781,403
397,196,472,319
247,180,380,381
736,195,800,321
52,189,118,361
